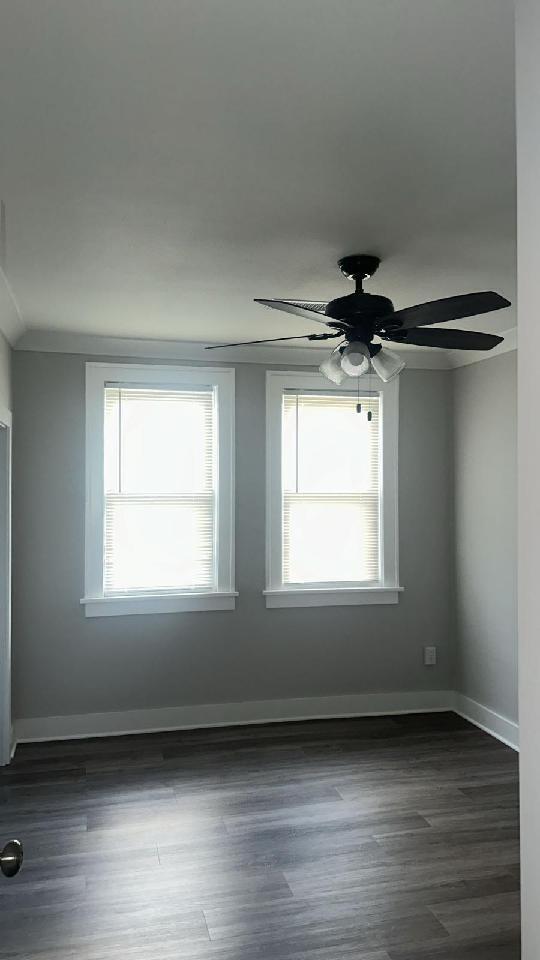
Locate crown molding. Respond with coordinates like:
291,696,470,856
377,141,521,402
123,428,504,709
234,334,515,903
446,326,517,368
14,326,517,370
14,329,452,370
0,268,25,344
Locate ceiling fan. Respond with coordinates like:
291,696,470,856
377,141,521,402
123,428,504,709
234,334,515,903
206,255,510,383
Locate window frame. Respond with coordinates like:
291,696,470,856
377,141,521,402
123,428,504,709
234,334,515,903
264,370,402,608
82,362,236,617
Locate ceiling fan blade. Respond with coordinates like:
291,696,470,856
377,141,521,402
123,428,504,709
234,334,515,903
205,333,340,349
272,299,327,314
255,299,332,326
378,292,510,332
383,327,504,350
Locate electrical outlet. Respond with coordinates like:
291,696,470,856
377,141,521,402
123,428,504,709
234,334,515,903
424,645,437,666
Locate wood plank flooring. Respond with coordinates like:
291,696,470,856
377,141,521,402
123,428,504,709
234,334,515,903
0,713,520,959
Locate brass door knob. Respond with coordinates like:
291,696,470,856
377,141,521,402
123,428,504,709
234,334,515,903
1,840,23,878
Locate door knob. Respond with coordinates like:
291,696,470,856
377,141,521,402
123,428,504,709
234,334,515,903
1,840,23,878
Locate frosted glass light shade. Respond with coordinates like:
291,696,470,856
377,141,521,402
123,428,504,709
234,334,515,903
319,351,348,384
340,342,370,377
371,347,406,382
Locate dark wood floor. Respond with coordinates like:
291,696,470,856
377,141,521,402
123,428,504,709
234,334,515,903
0,712,520,959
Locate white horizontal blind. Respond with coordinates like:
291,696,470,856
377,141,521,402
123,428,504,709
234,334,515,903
103,386,216,594
282,391,380,584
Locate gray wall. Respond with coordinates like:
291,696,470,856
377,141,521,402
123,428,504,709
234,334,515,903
453,351,517,722
12,351,453,722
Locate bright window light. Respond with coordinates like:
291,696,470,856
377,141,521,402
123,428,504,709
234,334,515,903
281,392,380,585
103,387,216,594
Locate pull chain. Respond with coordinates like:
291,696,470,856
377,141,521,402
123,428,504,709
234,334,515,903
355,363,373,421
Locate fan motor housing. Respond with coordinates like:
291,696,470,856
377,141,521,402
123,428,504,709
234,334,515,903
326,292,394,323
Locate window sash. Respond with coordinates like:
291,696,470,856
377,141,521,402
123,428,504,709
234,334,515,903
281,390,381,586
282,492,380,586
103,385,217,596
104,385,216,497
104,493,216,595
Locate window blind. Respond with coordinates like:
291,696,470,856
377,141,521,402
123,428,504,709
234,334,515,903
282,391,380,585
103,386,216,595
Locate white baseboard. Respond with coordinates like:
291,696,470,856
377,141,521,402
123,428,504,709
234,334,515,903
453,692,519,751
14,689,453,745
13,690,519,753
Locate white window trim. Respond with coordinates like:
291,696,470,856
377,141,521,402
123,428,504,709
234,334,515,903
265,370,401,608
82,363,236,617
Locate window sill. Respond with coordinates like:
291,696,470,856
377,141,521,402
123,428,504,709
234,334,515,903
263,586,403,609
81,591,238,618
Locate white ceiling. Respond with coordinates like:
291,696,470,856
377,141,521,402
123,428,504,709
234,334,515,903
0,0,516,348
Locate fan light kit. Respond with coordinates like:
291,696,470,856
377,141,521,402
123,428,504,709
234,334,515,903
206,254,510,388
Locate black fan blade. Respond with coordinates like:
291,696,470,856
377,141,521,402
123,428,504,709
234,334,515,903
383,327,504,350
205,333,340,349
255,299,331,326
378,291,510,332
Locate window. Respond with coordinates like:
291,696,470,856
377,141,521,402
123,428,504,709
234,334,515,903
265,371,401,607
83,364,235,616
